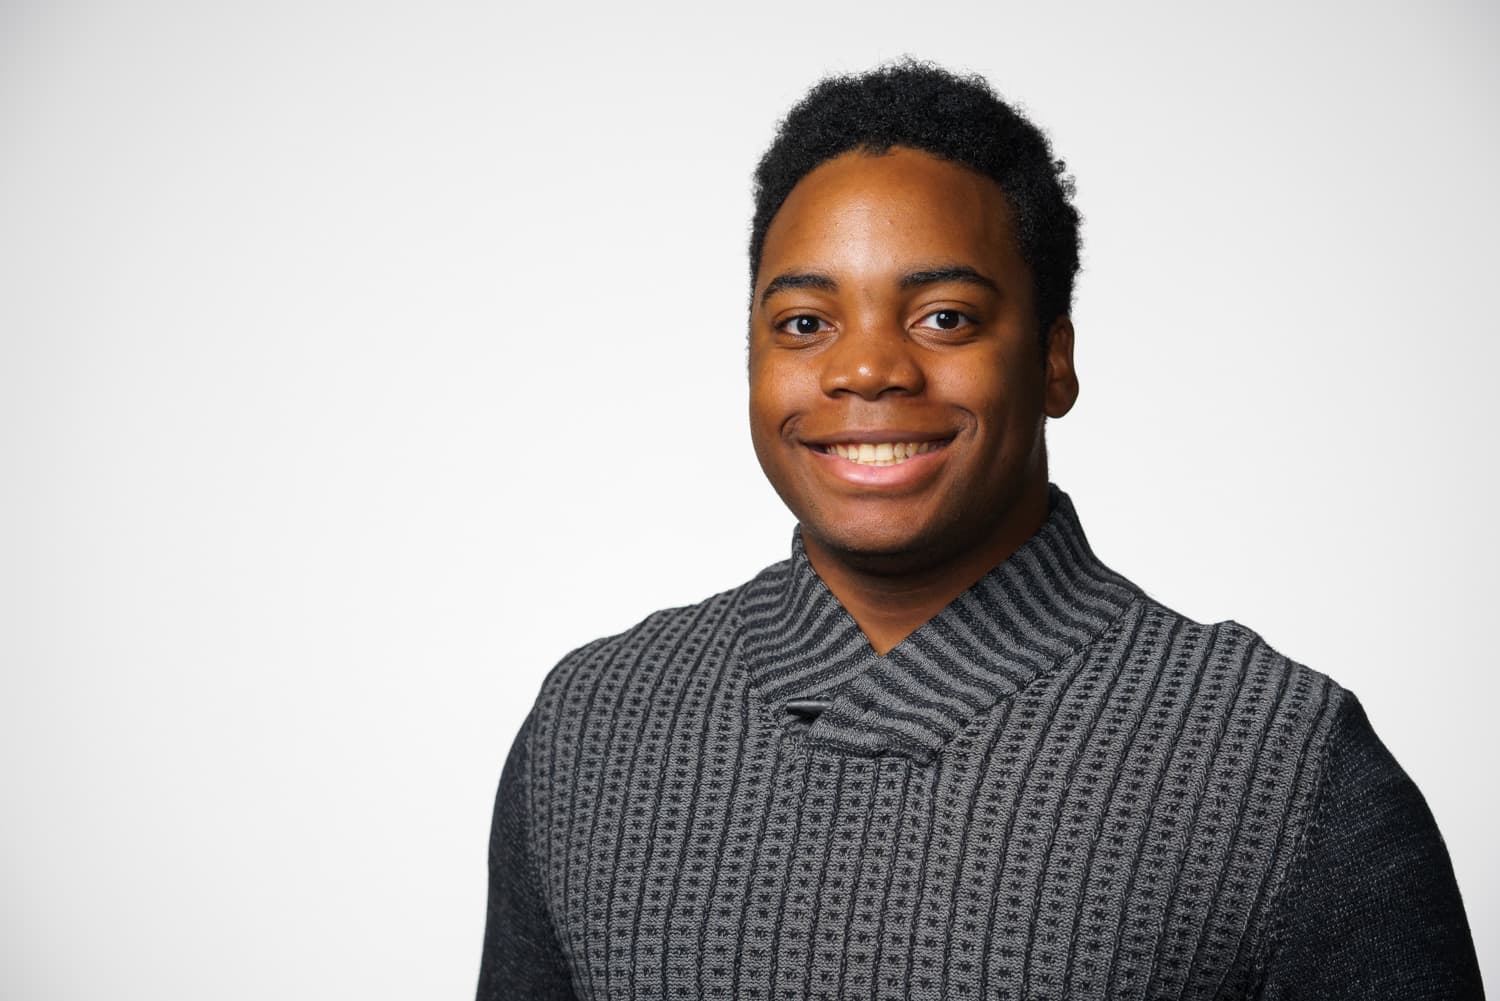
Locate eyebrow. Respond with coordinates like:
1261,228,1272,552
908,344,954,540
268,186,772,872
900,266,999,293
758,265,999,307
759,271,837,307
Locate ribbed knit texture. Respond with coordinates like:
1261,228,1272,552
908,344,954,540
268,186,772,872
478,488,1481,1000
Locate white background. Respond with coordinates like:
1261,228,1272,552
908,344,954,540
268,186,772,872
2,1,1496,997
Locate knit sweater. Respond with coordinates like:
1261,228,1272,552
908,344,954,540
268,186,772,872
477,488,1482,1000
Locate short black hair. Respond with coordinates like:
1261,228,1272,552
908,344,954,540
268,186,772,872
750,60,1080,337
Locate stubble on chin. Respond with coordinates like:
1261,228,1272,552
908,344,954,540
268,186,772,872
799,505,974,579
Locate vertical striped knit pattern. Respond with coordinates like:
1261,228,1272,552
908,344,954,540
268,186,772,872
521,488,1345,1000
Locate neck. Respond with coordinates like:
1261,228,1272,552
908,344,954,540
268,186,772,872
801,476,1051,655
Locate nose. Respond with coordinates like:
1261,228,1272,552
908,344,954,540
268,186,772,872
818,320,925,400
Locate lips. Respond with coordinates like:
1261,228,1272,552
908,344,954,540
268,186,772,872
797,431,957,489
816,440,948,466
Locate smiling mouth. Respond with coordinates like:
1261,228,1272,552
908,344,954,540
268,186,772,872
814,439,952,466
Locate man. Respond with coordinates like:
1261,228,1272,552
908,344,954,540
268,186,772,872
477,62,1482,1000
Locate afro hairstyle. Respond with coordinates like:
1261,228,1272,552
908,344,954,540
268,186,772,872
749,60,1081,340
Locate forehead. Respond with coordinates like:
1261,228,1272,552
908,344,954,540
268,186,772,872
757,147,1020,284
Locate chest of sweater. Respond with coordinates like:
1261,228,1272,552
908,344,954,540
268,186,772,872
527,602,1338,1001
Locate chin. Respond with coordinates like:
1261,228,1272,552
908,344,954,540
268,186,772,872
803,515,961,573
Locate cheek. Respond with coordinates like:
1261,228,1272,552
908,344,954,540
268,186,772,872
937,360,1047,460
748,382,792,460
749,357,815,437
937,356,1031,417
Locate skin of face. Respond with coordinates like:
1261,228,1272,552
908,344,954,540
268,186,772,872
748,147,1080,646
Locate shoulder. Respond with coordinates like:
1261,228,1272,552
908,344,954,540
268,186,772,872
1111,595,1352,784
1252,686,1484,996
1297,690,1462,885
1113,601,1482,994
526,569,770,726
512,571,773,816
1130,594,1348,713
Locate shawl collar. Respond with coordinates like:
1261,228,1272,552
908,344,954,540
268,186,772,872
738,486,1139,763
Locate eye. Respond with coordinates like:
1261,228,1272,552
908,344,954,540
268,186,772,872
777,315,831,336
915,309,975,332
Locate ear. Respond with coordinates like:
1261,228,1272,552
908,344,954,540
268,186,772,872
1043,315,1080,419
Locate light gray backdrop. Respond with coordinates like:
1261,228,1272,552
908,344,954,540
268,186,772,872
2,0,1495,997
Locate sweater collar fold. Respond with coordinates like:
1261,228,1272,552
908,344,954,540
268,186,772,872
738,486,1138,764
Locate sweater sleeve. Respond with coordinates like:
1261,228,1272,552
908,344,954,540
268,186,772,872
476,713,579,1001
1256,694,1484,1000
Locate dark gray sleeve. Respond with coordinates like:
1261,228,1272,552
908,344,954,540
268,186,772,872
1257,694,1484,1000
476,714,579,1001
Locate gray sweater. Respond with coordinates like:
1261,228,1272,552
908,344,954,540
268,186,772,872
477,488,1482,999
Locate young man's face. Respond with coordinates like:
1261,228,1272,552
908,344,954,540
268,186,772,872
748,147,1078,573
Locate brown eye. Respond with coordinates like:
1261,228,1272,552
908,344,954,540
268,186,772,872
916,309,975,332
779,315,828,336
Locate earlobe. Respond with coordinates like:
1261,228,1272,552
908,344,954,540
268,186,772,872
1044,316,1080,418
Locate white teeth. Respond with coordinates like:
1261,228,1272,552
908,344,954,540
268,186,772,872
823,440,942,465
